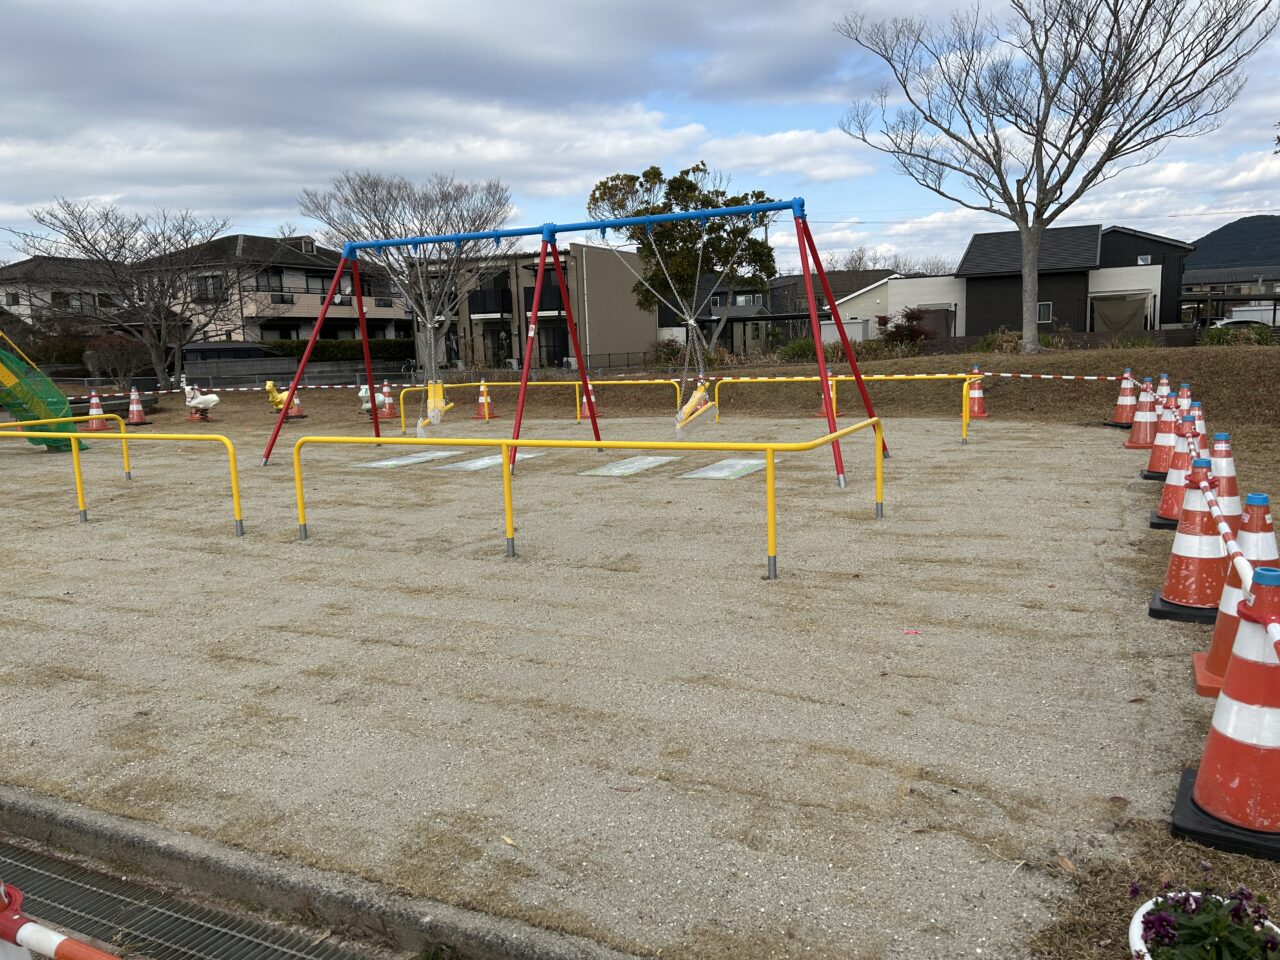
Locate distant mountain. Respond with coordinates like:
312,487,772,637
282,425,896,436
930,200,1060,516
1185,215,1280,269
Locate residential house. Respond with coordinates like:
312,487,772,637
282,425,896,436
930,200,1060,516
0,256,117,325
827,224,1193,340
1181,265,1280,325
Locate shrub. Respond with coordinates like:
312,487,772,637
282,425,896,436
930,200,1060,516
85,335,150,389
852,338,922,361
1108,334,1155,349
877,307,939,346
778,337,817,362
974,327,1024,353
1199,325,1277,347
650,337,685,365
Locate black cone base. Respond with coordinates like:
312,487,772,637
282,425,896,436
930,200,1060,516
1149,588,1218,624
1171,769,1280,862
1149,511,1178,529
1141,469,1168,481
1104,420,1132,429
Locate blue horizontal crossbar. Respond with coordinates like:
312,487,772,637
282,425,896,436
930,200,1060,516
340,198,804,258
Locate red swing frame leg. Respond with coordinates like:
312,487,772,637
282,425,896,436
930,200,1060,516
509,240,550,466
262,257,350,465
549,248,601,446
794,217,845,487
350,259,381,439
800,219,887,458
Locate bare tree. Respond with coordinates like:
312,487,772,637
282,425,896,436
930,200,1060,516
11,202,284,385
833,245,954,275
299,171,514,379
839,0,1277,352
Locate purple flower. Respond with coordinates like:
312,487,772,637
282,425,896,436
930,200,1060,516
1129,881,1142,898
1142,909,1178,946
1264,934,1279,953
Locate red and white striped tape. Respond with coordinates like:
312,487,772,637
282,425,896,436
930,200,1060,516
1198,473,1255,593
67,382,417,402
979,371,1128,381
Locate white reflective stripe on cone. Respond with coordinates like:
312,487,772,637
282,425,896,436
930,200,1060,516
1211,690,1280,747
15,923,66,958
1212,461,1237,477
1118,396,1137,405
1183,489,1210,513
1217,496,1242,515
1229,620,1280,666
1154,434,1176,446
1172,531,1229,559
1237,530,1276,556
1219,582,1245,614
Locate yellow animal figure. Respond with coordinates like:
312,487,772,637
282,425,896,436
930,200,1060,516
265,380,289,411
265,380,304,418
675,381,714,435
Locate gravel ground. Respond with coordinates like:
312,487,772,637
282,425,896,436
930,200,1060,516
0,391,1208,959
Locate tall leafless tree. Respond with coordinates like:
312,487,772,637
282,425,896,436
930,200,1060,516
299,171,514,379
839,0,1278,352
11,202,284,385
835,245,954,275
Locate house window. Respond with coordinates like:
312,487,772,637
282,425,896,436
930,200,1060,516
3,292,18,307
51,291,71,309
709,293,724,307
300,238,315,255
1037,302,1053,325
255,269,283,292
195,275,225,302
96,293,115,309
305,272,327,295
733,292,762,306
1136,255,1152,266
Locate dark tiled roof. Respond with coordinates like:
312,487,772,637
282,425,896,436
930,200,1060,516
161,235,345,271
1102,226,1194,251
0,255,102,284
956,225,1101,277
771,269,895,296
1184,265,1280,284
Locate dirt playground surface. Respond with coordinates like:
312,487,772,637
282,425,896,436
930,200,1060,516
0,388,1218,958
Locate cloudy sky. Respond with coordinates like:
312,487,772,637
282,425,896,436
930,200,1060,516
2,0,1277,270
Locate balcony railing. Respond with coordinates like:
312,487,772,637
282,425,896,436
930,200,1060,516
241,284,402,299
468,288,513,315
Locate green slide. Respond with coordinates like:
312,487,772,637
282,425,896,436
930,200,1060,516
0,348,83,452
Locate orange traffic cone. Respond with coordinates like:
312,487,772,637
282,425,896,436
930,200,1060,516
1142,396,1179,480
1176,382,1192,413
1154,372,1171,402
472,380,498,420
1194,493,1279,697
126,387,150,426
968,366,988,420
1123,377,1157,449
1149,458,1230,623
286,394,306,420
1172,565,1280,857
378,380,398,420
83,389,111,432
1105,367,1136,427
583,382,600,421
1190,402,1209,455
1209,433,1242,534
1151,415,1198,529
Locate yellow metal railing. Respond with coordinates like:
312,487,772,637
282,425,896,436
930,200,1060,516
0,421,245,534
292,418,883,579
398,379,683,434
0,414,133,476
712,373,980,443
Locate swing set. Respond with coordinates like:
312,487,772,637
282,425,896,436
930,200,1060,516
260,197,885,486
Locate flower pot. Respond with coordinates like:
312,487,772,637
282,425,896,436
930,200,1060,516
1130,894,1280,958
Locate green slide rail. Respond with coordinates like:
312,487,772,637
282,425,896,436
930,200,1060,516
0,348,83,452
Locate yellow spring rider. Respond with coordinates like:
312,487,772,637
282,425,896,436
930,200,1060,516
265,380,305,419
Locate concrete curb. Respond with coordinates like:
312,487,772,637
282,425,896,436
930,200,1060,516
0,785,638,960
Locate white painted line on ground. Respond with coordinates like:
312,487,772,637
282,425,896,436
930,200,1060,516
679,458,766,480
580,455,682,477
436,451,544,472
355,450,461,469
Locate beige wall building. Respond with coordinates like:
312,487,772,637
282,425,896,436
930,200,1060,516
458,242,657,369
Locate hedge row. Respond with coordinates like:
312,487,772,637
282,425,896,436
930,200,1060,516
261,338,416,361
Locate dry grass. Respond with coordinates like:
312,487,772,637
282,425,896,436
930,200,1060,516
1027,819,1280,959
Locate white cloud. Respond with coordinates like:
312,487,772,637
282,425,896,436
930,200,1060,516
700,129,875,183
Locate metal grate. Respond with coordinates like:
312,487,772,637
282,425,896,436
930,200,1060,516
0,842,365,960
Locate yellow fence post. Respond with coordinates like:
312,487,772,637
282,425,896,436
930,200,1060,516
2,414,131,477
961,377,972,445
69,434,87,522
501,442,516,557
765,448,778,580
874,420,885,519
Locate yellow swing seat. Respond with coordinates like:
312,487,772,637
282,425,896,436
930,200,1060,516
414,380,455,436
675,381,715,435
